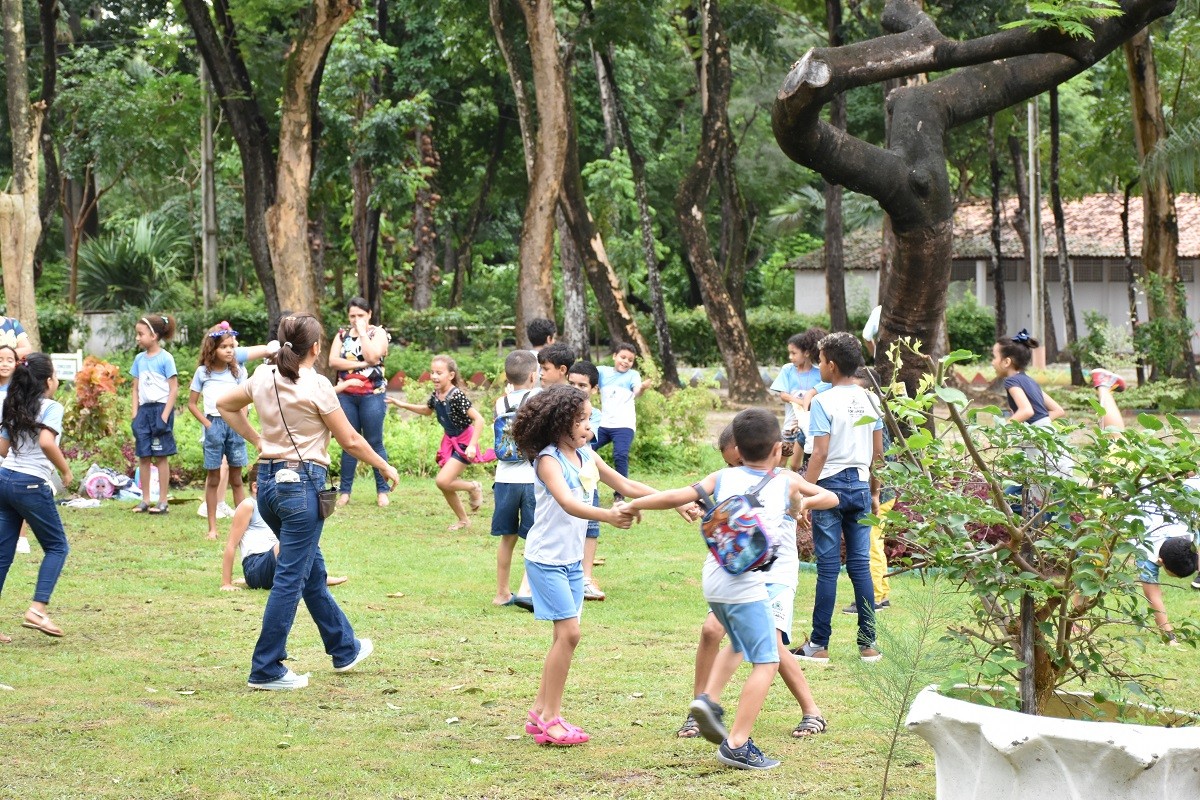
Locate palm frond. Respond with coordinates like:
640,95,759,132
1142,117,1200,193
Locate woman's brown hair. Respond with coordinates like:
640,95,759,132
270,314,322,382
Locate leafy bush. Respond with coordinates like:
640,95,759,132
1133,274,1196,378
172,294,272,348
76,215,191,311
37,303,81,352
945,292,996,360
667,306,832,367
625,385,721,472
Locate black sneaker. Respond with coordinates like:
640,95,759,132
512,596,534,613
716,737,780,770
687,693,728,745
842,599,891,614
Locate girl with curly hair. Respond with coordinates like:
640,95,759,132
510,384,660,746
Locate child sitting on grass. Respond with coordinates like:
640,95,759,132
625,408,837,770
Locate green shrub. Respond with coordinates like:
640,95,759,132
173,294,272,348
666,306,832,367
945,292,996,361
625,385,721,472
36,303,81,352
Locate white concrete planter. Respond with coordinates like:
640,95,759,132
906,685,1200,799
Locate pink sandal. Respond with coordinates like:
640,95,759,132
527,709,586,736
535,716,590,746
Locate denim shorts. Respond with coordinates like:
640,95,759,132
708,599,779,664
242,549,278,589
586,488,601,539
203,416,249,470
491,482,535,539
132,403,177,458
766,583,795,645
525,559,584,621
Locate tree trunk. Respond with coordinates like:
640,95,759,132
450,101,509,308
1121,181,1146,387
34,0,61,282
596,44,681,388
772,0,1177,397
508,0,566,347
1049,88,1083,385
411,126,440,311
557,209,589,359
823,0,848,332
1124,29,1192,380
0,0,44,348
181,0,282,324
1008,134,1058,361
266,0,358,323
591,44,618,157
200,62,220,310
988,114,1006,341
677,0,765,403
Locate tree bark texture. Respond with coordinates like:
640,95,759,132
596,45,681,388
0,0,44,348
351,156,382,317
510,0,566,348
266,0,359,324
988,114,1006,342
823,0,848,333
677,0,765,403
1121,182,1146,386
410,126,441,311
1049,88,1083,385
181,0,282,323
200,62,220,310
1124,29,1192,380
772,0,1178,391
34,0,61,280
557,209,590,359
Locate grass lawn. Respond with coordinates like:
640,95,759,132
3,472,1200,799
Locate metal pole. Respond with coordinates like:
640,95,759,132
1027,99,1045,368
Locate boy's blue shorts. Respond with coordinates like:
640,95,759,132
491,482,535,539
132,402,177,458
707,599,779,664
525,559,584,621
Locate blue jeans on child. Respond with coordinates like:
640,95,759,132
250,462,360,684
594,427,634,478
809,467,876,649
337,392,390,495
0,467,69,604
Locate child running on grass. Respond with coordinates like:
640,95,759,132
491,350,539,606
388,354,492,530
130,313,178,514
595,342,653,498
0,345,31,556
993,330,1065,429
675,420,833,742
509,384,663,746
625,408,837,769
187,322,273,539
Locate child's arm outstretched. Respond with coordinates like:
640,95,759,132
386,396,433,415
220,501,254,591
789,472,838,518
594,455,699,520
538,456,633,528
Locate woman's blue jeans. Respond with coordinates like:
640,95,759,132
250,462,358,683
0,467,69,604
809,468,877,649
337,392,390,495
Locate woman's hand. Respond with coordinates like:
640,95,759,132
380,463,400,488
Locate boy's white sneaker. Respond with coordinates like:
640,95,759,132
217,502,235,519
583,579,606,601
15,537,30,554
334,638,374,673
248,669,310,691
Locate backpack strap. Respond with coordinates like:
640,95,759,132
691,482,715,512
742,468,779,506
502,395,513,414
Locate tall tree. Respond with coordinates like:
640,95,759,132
1124,26,1192,380
0,0,43,347
1049,87,1083,385
772,0,1176,389
823,0,848,332
1008,133,1059,361
676,0,765,403
987,114,1006,342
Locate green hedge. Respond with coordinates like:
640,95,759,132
665,307,833,366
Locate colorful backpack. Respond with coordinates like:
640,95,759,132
693,469,782,575
493,392,530,463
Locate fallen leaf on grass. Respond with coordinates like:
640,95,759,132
0,683,13,691
504,735,521,741
277,742,290,749
381,688,399,694
448,684,465,691
145,687,158,693
446,717,460,725
629,692,644,699
176,690,196,696
632,720,644,727
366,605,384,611
386,592,405,598
470,758,483,765
386,702,402,710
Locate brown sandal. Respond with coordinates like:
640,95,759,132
792,714,827,738
676,714,701,738
22,607,64,637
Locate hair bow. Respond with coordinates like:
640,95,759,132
209,321,238,338
1011,329,1031,344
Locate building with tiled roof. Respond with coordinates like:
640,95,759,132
788,194,1200,350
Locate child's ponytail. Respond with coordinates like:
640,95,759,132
269,314,321,382
996,329,1039,370
3,353,55,453
140,313,176,342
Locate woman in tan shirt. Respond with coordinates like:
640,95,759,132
219,313,399,691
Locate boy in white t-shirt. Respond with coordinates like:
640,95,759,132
794,332,884,665
595,342,653,499
491,351,541,606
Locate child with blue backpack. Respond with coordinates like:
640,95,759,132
491,350,540,606
622,408,837,770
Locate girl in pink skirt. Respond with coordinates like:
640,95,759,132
388,354,493,529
